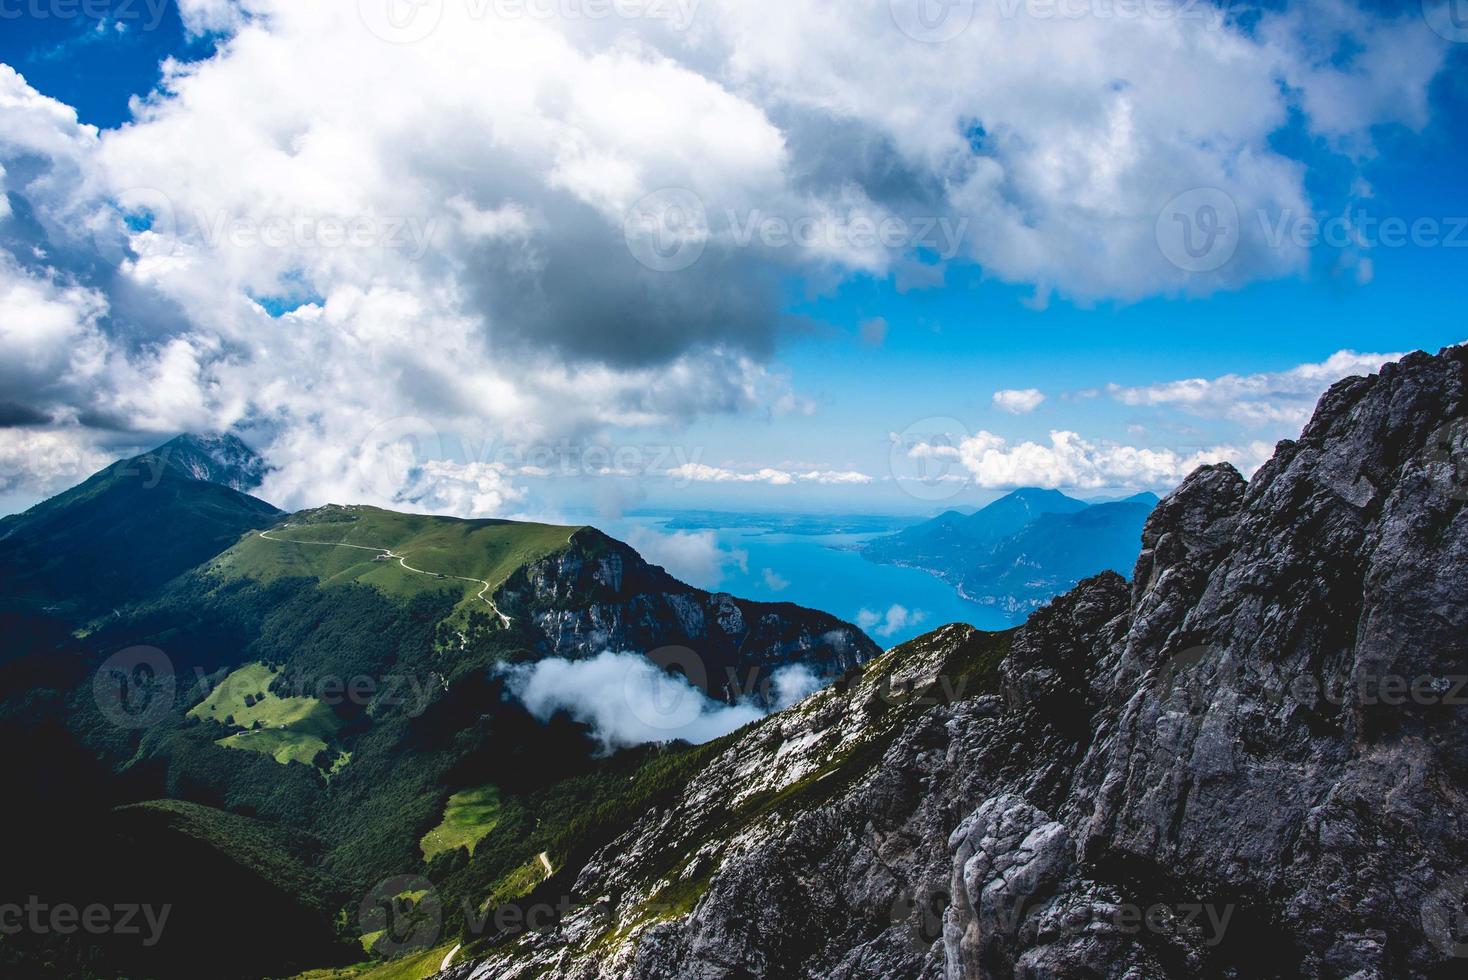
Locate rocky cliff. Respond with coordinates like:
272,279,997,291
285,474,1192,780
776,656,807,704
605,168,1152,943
444,344,1468,979
498,527,881,704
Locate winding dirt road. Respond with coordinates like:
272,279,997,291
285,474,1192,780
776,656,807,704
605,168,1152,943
258,528,511,628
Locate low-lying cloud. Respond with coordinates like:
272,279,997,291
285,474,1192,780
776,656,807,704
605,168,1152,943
667,462,872,485
858,604,926,639
624,526,748,589
499,651,824,752
1103,348,1409,428
921,430,1277,491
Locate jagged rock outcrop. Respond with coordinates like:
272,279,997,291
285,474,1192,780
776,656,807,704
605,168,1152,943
497,527,880,704
444,344,1468,979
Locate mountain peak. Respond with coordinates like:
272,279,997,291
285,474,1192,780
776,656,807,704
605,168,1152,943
150,433,268,493
986,486,1088,515
1000,486,1074,501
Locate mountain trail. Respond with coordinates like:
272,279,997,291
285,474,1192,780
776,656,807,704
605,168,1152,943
257,528,512,627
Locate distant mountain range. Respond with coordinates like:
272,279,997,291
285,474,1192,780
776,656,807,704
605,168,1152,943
861,487,1159,621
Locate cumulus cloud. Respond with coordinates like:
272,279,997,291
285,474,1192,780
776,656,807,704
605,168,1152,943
992,388,1045,415
911,430,1275,491
1105,348,1408,428
624,526,747,588
904,346,1411,493
499,651,822,752
667,462,872,485
857,604,926,640
0,428,115,496
0,1,1451,504
761,567,790,591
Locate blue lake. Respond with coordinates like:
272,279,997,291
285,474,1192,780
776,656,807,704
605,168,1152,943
596,511,1012,647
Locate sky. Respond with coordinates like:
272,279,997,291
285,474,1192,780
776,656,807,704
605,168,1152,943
1,0,1466,521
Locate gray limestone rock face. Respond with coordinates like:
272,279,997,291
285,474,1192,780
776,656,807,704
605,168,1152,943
446,344,1468,980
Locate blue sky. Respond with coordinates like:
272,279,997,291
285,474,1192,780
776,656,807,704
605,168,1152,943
0,0,200,128
1,0,1466,519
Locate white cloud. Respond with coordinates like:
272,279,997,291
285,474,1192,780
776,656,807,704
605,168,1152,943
857,603,926,640
914,429,1275,490
667,462,872,486
624,526,747,588
499,651,822,752
905,346,1416,494
0,428,115,496
1105,348,1407,428
761,567,789,591
992,388,1046,414
0,2,1451,507
694,0,1445,299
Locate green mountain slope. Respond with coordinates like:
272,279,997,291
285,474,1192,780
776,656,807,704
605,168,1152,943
0,434,282,617
214,504,579,625
0,443,880,979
